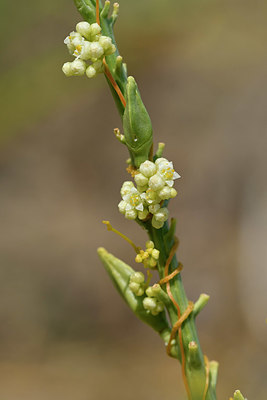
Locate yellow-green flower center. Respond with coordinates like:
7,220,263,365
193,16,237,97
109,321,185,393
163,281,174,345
129,194,140,207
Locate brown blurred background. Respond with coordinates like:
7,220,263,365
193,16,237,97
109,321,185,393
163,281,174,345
0,0,267,399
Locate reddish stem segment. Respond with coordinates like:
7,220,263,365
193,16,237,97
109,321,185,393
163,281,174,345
96,0,126,108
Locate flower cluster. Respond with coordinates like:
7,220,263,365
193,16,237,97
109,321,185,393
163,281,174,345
62,21,116,78
128,272,164,316
118,158,180,228
135,241,160,269
128,272,145,296
143,286,164,316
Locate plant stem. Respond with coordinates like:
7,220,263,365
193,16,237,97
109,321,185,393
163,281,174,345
74,1,218,398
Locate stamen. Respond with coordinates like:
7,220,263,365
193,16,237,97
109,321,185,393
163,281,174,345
102,220,140,253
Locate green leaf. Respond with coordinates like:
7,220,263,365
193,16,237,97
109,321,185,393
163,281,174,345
97,247,169,333
73,0,96,23
123,76,153,167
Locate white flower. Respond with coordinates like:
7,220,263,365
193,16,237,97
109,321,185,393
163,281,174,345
63,21,116,80
120,181,134,197
142,188,161,205
157,160,180,187
64,32,84,53
139,160,157,178
119,185,145,220
73,41,92,60
123,187,144,212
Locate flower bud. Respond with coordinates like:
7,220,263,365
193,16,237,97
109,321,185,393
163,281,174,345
76,21,91,39
90,23,102,38
154,208,169,222
90,42,104,59
129,281,140,293
62,62,73,77
155,157,168,166
143,297,157,311
98,36,116,55
131,272,145,284
125,209,137,220
151,249,160,260
151,217,164,229
148,204,160,214
145,188,160,205
134,173,148,187
136,185,148,193
120,181,134,197
158,186,177,200
105,43,116,56
148,174,165,191
92,60,103,72
118,200,127,214
137,209,149,220
139,161,156,178
135,254,143,263
145,286,155,297
86,65,97,78
62,59,86,76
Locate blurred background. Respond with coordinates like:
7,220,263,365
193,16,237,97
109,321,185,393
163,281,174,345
0,0,266,398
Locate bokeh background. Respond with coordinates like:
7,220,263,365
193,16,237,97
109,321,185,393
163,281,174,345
0,0,267,399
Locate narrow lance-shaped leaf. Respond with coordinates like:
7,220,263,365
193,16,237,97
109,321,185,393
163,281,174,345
97,247,169,333
123,76,153,167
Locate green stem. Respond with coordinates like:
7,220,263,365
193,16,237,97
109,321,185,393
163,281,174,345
150,222,217,400
74,1,218,398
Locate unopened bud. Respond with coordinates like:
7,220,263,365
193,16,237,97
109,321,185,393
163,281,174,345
76,21,91,39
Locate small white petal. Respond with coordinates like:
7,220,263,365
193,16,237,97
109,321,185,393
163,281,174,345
136,203,144,212
166,180,174,187
173,171,181,179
